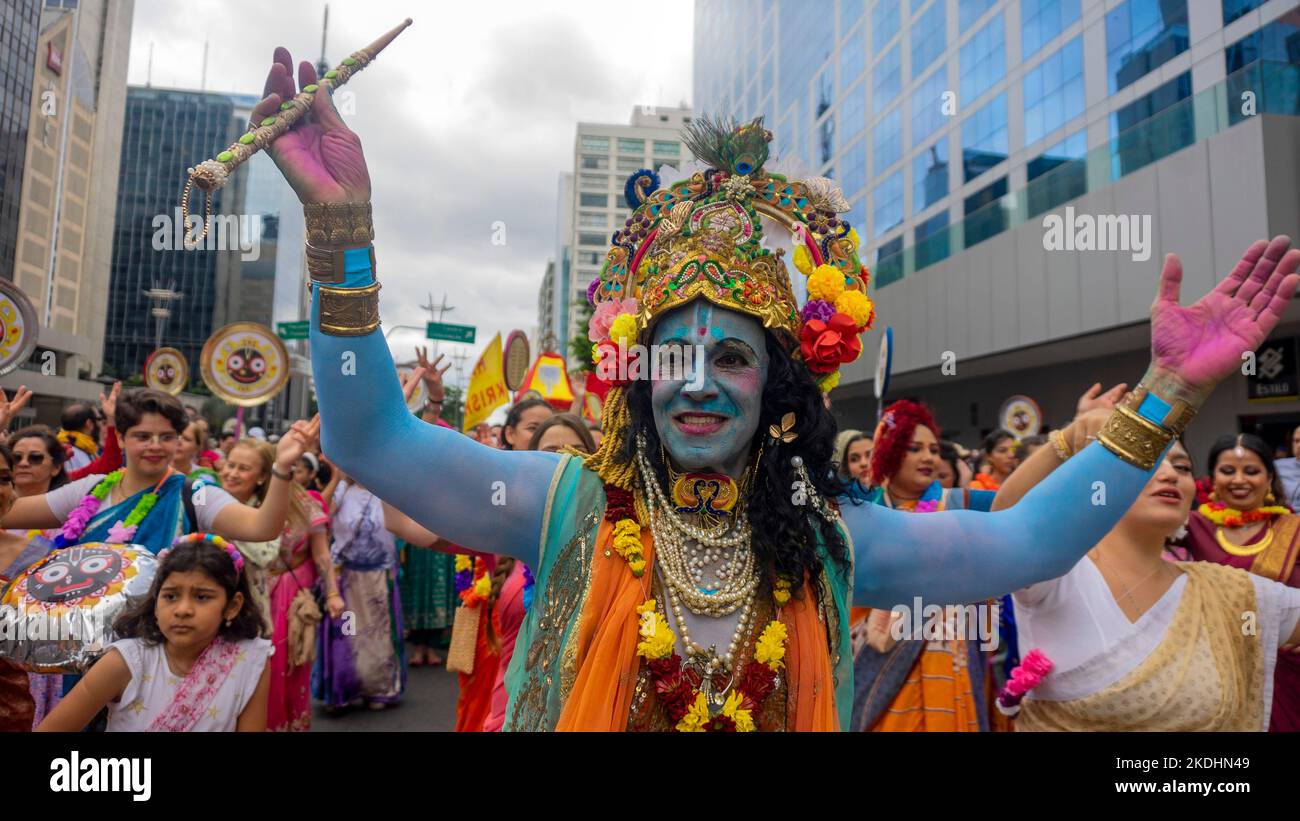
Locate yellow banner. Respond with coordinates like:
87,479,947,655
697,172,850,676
463,332,508,432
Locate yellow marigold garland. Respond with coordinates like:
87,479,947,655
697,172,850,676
835,289,875,328
807,264,845,302
636,599,675,660
612,517,646,576
754,620,789,670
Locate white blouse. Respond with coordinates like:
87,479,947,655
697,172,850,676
105,637,272,732
1014,558,1300,720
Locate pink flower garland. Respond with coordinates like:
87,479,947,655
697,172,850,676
57,494,102,545
995,648,1053,716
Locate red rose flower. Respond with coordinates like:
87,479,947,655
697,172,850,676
741,660,777,702
799,312,862,373
594,339,632,387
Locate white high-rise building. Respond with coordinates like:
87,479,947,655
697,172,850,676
695,0,1300,456
549,105,694,364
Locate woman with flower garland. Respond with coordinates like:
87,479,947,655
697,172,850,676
850,400,999,732
0,390,311,557
251,44,1299,730
992,429,1300,730
1179,433,1300,731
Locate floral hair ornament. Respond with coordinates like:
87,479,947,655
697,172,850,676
584,116,876,490
164,532,244,577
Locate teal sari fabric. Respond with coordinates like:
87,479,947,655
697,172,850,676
76,474,191,554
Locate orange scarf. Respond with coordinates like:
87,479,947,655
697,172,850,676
555,519,840,731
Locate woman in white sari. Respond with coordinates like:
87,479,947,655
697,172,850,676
995,415,1300,731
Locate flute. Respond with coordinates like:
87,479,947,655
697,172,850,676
180,18,412,242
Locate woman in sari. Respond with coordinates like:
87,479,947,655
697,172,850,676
316,472,406,711
851,400,999,731
219,438,339,730
970,429,1019,491
1179,433,1300,730
252,42,1298,729
995,425,1300,730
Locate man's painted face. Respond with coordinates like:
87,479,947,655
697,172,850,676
650,301,769,476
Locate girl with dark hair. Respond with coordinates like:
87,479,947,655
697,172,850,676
971,429,1019,490
530,412,597,454
936,441,964,490
1180,432,1300,731
36,535,272,731
500,397,553,450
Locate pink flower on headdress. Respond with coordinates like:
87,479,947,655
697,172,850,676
107,522,138,544
588,298,638,342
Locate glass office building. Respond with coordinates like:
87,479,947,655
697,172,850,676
694,0,1300,455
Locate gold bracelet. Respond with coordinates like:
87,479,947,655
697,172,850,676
304,202,374,246
1049,429,1073,462
319,281,382,337
1120,385,1196,437
1096,405,1174,471
305,241,375,285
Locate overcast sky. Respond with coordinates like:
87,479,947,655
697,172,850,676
127,0,695,390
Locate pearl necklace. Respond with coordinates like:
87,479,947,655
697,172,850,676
636,444,758,617
659,567,759,675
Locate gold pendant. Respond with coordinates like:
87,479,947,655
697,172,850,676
1215,525,1272,557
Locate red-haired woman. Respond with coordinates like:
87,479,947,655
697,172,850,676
849,400,1000,731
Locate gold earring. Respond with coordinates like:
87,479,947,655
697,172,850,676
1266,490,1276,504
1209,490,1218,502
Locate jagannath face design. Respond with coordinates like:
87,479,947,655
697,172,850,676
155,363,177,385
226,347,268,384
27,547,124,603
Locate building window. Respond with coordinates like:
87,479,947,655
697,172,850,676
911,0,946,79
873,42,902,114
652,140,679,155
579,192,607,208
1105,0,1189,94
618,138,645,154
873,169,904,239
840,26,865,90
579,174,607,188
875,235,905,287
960,12,1005,104
579,212,606,228
1021,0,1081,59
1226,16,1300,71
616,156,644,172
841,138,866,199
873,0,901,51
1023,36,1084,147
1027,128,1087,217
578,232,606,246
961,92,1008,182
577,251,603,265
959,0,996,29
840,0,865,33
1111,72,1193,176
912,66,948,146
841,80,867,142
581,155,609,170
1223,0,1266,25
874,106,902,175
964,176,1009,247
915,210,950,269
580,135,609,151
1225,16,1300,125
913,139,949,213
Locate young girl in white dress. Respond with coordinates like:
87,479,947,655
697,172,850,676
37,534,271,732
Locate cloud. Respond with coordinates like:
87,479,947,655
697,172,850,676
127,0,693,389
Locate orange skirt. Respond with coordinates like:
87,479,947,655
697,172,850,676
870,641,983,732
455,606,500,732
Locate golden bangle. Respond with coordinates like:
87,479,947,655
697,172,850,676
304,201,374,246
1096,405,1174,471
318,281,382,337
1049,429,1073,462
305,241,375,285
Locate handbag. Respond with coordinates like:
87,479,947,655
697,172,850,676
446,604,480,674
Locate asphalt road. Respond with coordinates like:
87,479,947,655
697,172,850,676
310,645,460,732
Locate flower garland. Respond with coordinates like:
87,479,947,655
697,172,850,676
53,470,163,548
636,598,788,732
454,554,491,607
1197,501,1289,528
995,648,1053,717
604,484,645,576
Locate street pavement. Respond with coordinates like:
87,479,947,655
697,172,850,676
310,644,460,732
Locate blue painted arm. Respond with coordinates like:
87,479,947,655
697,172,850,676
846,442,1155,607
308,263,557,566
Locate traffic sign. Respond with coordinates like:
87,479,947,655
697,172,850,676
427,322,476,344
276,321,309,340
